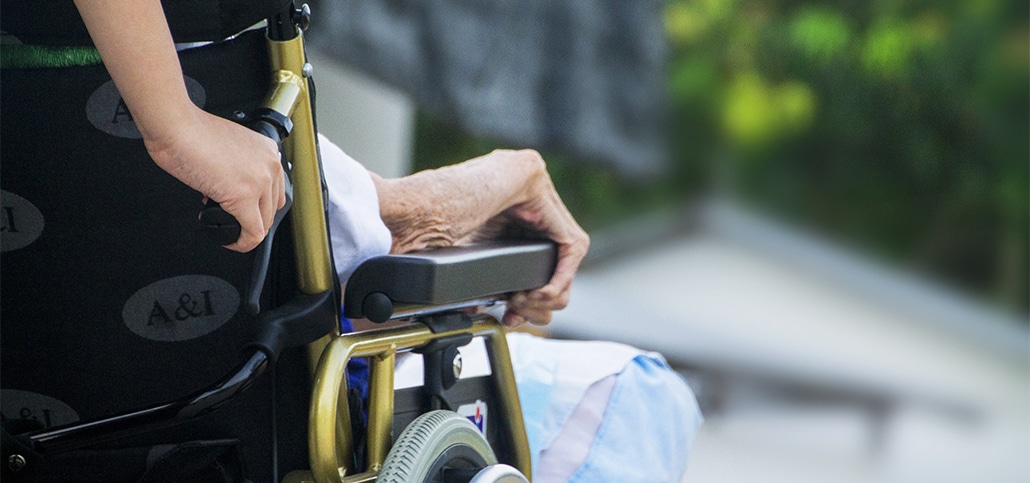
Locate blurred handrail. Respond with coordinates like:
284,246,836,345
578,197,1029,360
699,199,1029,361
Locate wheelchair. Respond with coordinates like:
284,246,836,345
1,3,549,481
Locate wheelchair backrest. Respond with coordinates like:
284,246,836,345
1,29,312,481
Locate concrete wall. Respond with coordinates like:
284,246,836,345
307,48,415,179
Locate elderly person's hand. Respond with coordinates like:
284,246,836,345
371,149,589,327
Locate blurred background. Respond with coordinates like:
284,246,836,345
303,0,1027,481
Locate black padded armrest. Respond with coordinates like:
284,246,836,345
343,241,557,322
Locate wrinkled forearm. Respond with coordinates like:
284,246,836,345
371,150,546,253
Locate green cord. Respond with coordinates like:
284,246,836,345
1,44,102,69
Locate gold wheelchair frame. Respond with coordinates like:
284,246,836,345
5,3,537,482
223,6,535,482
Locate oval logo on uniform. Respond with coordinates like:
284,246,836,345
86,76,206,138
1,190,45,252
1,389,80,429
123,275,240,342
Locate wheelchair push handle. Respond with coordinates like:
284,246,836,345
199,111,295,315
199,111,294,246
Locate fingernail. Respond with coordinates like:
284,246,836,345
531,292,546,301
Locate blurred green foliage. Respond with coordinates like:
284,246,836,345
666,0,1028,313
415,0,1028,314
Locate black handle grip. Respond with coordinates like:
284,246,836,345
200,201,242,245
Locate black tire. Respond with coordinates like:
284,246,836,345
378,410,497,483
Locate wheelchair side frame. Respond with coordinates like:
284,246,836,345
308,316,531,482
263,6,533,481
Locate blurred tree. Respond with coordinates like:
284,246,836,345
666,0,1028,313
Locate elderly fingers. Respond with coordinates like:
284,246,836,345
502,305,554,328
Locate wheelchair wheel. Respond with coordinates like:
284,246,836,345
378,410,525,483
468,465,530,483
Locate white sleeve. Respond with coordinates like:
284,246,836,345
318,133,393,284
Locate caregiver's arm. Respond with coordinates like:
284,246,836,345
73,0,284,252
370,149,589,327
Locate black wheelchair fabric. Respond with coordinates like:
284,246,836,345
1,0,291,46
1,29,311,482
